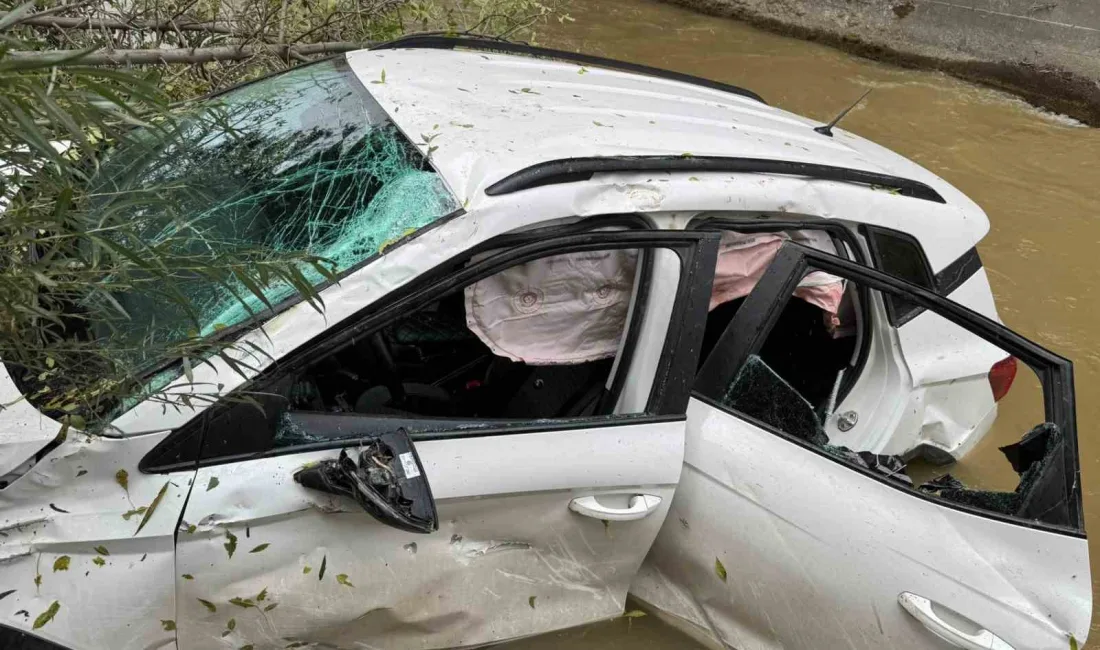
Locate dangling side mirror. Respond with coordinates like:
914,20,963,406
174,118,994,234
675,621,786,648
294,427,438,534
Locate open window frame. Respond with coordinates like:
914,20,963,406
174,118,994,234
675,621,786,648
140,223,721,473
688,214,874,408
694,242,1084,536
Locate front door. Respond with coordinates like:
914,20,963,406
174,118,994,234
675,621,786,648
633,242,1089,649
150,230,719,648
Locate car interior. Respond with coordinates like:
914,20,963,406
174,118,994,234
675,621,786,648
290,291,618,423
191,246,643,462
697,227,861,417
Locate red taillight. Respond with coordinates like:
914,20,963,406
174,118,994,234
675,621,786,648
988,356,1018,402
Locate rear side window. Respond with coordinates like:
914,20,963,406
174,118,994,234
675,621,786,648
863,226,934,325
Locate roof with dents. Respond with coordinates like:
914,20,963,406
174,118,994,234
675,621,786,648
344,46,979,215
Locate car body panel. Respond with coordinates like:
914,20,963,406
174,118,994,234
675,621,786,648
0,362,64,478
0,430,183,650
175,420,683,649
632,398,1091,650
826,268,1006,458
344,48,988,271
632,242,1089,649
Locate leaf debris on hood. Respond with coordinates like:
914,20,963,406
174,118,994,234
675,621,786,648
32,601,59,630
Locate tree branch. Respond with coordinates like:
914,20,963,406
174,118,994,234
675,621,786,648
0,12,236,34
8,41,372,66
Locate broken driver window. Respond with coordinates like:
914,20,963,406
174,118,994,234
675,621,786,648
699,266,1078,530
192,246,656,462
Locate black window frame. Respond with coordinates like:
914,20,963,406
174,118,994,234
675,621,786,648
140,223,720,473
861,224,937,326
687,215,873,406
694,242,1083,536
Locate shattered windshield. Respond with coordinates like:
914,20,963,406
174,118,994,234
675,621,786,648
91,56,458,354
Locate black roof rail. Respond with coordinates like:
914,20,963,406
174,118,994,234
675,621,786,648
370,34,767,105
483,156,947,204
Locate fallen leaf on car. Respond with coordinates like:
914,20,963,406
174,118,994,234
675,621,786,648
32,601,59,630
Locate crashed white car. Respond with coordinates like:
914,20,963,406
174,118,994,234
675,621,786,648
0,36,1088,650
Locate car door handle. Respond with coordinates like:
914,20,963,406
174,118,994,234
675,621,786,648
569,494,662,521
899,593,1015,650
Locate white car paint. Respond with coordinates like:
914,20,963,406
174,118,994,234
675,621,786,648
0,44,1088,650
344,48,988,272
629,398,1090,650
824,268,1006,460
175,420,682,649
0,429,182,650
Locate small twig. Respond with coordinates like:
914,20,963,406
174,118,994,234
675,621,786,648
9,41,373,66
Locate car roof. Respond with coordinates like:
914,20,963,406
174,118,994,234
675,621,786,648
344,42,985,227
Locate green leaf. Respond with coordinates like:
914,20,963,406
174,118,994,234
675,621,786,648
115,469,128,493
182,574,194,580
32,601,59,630
336,574,353,587
714,558,727,582
52,556,70,572
1070,635,1079,650
229,597,254,608
249,543,269,554
94,546,109,556
122,507,147,521
623,610,647,618
206,477,220,492
528,596,536,609
264,603,277,612
227,617,236,631
224,530,238,559
256,588,267,602
34,574,41,587
135,481,170,535
198,599,216,613
240,645,254,650
161,620,176,631
92,557,105,567
318,555,326,581
302,566,312,574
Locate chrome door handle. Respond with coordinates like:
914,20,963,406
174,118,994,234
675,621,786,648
899,593,1015,650
569,494,662,521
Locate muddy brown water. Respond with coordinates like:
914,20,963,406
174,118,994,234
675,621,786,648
497,0,1100,647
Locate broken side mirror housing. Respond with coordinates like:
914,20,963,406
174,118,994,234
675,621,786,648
294,427,438,534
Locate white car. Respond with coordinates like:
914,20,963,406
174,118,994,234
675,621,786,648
0,36,1088,650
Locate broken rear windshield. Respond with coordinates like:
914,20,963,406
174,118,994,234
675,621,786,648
91,56,458,357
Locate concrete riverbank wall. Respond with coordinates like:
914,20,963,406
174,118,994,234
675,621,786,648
663,0,1100,125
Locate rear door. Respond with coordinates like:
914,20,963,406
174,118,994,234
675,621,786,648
151,230,719,649
633,242,1089,650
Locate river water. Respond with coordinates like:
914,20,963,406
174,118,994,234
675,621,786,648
499,0,1100,646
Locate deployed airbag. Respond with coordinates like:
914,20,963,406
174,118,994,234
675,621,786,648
711,230,845,314
464,249,637,365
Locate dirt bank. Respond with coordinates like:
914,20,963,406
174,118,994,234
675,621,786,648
661,0,1100,126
